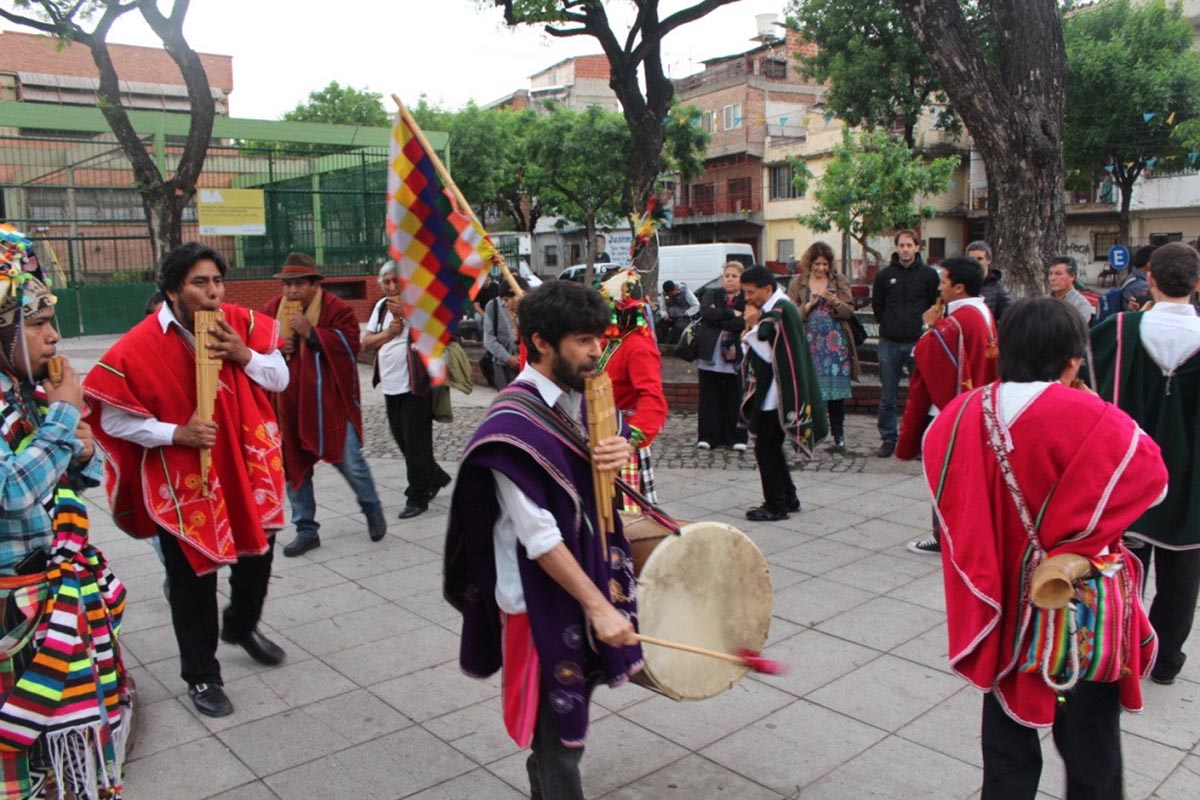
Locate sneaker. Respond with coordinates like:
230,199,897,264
731,443,747,452
834,436,845,450
876,441,896,458
906,537,941,555
696,441,711,450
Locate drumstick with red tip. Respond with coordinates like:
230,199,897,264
633,634,788,675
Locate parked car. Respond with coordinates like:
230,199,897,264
556,263,625,284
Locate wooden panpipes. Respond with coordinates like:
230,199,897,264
194,309,223,496
278,299,302,357
584,372,618,554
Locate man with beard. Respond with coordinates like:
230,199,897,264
444,280,642,800
0,228,129,796
871,229,940,457
85,241,289,718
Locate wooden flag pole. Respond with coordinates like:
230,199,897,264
391,94,523,297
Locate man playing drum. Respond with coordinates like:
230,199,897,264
444,280,642,800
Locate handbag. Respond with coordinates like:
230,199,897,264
847,314,868,348
674,318,701,362
981,384,1136,690
431,385,453,423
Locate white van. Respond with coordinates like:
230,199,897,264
656,243,755,293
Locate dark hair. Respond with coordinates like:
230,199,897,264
740,265,776,288
800,241,836,273
1148,242,1200,298
518,280,609,363
941,256,984,297
998,297,1086,382
1132,245,1157,269
894,229,920,246
662,280,677,293
144,290,165,316
498,275,530,299
1048,255,1077,277
965,240,992,260
158,241,227,295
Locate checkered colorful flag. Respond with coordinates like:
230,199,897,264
387,105,494,383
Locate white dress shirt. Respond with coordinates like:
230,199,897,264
490,364,581,614
742,287,788,412
100,304,289,448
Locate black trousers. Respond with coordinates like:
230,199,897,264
697,369,747,448
385,392,451,504
826,398,845,440
981,683,1122,800
526,688,584,800
1139,542,1200,674
158,529,275,686
754,411,796,512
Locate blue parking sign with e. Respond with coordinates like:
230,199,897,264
1108,245,1130,269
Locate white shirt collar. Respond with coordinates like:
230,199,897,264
948,296,993,326
515,362,582,418
157,302,186,335
761,286,787,313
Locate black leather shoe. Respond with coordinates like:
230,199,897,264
786,497,801,513
398,503,428,520
876,441,896,458
429,473,452,501
188,682,233,717
746,506,790,522
221,628,285,666
367,510,387,542
1151,652,1186,685
282,535,320,557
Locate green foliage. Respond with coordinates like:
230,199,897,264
528,104,630,231
663,103,711,186
787,0,948,147
283,81,389,127
795,127,958,257
1064,0,1200,189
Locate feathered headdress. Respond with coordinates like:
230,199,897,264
0,225,56,378
599,267,652,337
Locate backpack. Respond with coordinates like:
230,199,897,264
1095,286,1125,325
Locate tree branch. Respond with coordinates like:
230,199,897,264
658,0,741,39
0,8,66,37
545,25,590,38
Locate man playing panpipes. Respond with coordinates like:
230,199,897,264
597,268,668,510
896,255,999,555
739,265,827,521
444,280,642,800
924,298,1165,798
263,253,386,557
85,242,289,718
1088,242,1200,686
0,227,129,798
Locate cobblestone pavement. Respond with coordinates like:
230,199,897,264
362,389,895,475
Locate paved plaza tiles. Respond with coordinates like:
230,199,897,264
57,334,1200,799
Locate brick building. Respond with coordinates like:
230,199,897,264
670,24,823,260
486,54,619,113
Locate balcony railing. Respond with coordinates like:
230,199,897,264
675,193,761,217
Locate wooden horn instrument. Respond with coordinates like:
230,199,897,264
1030,553,1093,609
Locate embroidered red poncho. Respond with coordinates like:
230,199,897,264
263,291,363,487
83,303,286,575
897,302,997,460
923,382,1166,727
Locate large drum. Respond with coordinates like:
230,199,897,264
621,513,773,700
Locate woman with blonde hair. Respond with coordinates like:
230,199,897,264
787,242,859,449
694,261,748,450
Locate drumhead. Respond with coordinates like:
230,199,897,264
634,520,772,700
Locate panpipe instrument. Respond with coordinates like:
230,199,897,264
278,299,303,356
194,309,224,497
584,372,618,554
46,356,63,387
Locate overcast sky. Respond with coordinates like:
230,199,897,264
3,0,788,119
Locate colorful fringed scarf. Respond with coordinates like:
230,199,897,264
0,383,128,800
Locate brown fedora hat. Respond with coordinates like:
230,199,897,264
273,252,324,280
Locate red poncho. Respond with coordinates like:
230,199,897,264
599,330,667,446
83,303,286,575
897,301,997,460
923,382,1166,727
263,289,363,487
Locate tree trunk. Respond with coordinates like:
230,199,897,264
896,0,1066,298
583,213,598,287
1115,174,1137,247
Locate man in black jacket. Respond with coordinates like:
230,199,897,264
967,240,1012,322
870,230,940,457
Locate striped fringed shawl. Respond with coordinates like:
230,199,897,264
0,383,128,800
